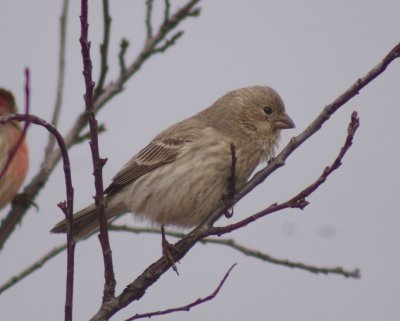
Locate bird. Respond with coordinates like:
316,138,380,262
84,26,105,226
51,85,295,239
0,88,29,210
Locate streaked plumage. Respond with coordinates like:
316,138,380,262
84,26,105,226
51,86,294,238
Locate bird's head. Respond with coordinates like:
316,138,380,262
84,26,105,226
205,86,295,142
234,85,294,134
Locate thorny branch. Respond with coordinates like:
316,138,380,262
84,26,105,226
79,0,115,303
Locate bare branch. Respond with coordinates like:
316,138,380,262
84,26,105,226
79,0,115,302
44,0,69,155
0,220,358,295
203,238,360,279
163,0,171,23
109,225,359,278
118,38,129,75
94,0,111,100
93,0,202,112
126,264,236,321
153,31,184,54
145,0,154,39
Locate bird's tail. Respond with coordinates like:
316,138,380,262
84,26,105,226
50,201,125,239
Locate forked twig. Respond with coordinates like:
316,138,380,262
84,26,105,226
126,264,236,321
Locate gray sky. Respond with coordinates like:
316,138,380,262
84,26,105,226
1,1,399,320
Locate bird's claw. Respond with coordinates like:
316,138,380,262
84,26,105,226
161,226,179,275
224,207,234,218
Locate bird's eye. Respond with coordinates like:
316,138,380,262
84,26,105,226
263,106,273,115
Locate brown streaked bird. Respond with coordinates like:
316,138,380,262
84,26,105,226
51,86,295,239
0,89,29,210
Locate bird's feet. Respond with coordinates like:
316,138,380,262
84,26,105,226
224,207,234,218
221,194,234,218
161,225,179,275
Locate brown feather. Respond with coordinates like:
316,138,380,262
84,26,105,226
104,139,188,195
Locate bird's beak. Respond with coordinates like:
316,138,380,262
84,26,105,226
275,113,295,130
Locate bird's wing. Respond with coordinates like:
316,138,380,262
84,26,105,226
104,137,191,195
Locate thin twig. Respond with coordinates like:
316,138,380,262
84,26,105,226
126,264,236,321
0,221,358,295
204,238,360,278
44,0,69,155
79,0,116,302
163,0,171,23
118,39,129,75
94,0,111,100
153,31,184,54
145,0,154,39
108,225,359,278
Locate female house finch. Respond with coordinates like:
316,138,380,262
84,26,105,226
0,89,29,210
51,86,295,238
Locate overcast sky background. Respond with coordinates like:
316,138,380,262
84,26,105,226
1,1,399,320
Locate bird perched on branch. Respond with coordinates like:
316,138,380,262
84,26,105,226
0,88,29,210
51,85,295,239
